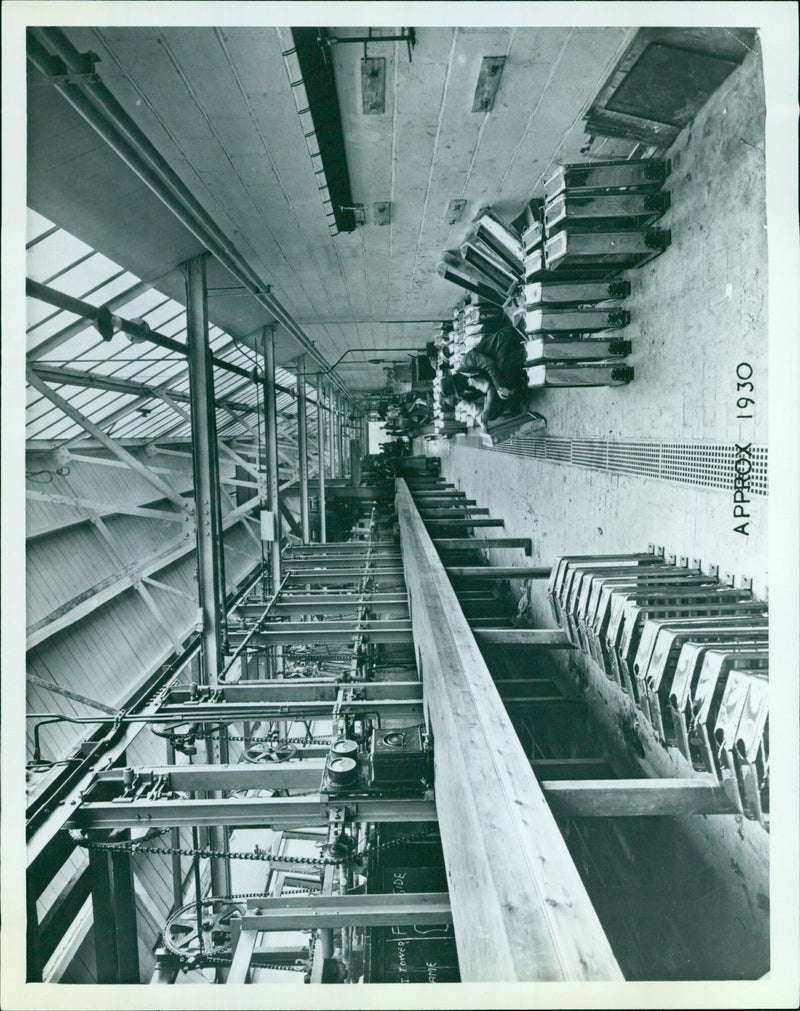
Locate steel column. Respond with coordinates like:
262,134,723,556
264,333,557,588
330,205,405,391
262,326,282,587
185,255,224,679
185,254,231,898
88,839,140,983
316,375,327,542
295,355,311,542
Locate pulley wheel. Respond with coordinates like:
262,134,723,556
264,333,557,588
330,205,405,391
244,739,298,764
163,898,244,960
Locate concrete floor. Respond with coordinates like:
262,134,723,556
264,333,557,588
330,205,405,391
421,47,770,979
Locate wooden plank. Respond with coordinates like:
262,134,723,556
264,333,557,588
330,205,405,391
541,778,736,817
447,565,551,579
530,759,616,780
425,518,505,528
434,537,532,554
473,628,572,647
227,929,258,984
395,479,621,983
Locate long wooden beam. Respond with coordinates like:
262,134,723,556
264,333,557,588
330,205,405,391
541,778,736,817
395,478,622,983
473,628,572,647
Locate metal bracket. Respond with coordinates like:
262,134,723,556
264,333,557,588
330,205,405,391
339,204,367,226
319,28,416,63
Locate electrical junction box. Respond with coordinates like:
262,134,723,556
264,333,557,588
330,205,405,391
369,725,432,788
260,509,276,541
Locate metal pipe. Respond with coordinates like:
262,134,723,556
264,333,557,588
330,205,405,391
295,356,310,543
316,376,327,543
27,29,352,401
262,327,282,588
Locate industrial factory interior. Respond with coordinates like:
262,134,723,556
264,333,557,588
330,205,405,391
2,4,799,1009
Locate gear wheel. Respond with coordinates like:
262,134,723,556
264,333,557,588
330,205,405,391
163,898,244,964
243,739,298,763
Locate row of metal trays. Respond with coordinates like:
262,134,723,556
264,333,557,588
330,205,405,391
547,552,769,826
525,361,634,386
524,159,672,281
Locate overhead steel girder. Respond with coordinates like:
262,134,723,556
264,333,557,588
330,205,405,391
165,681,421,704
286,540,398,552
151,698,423,721
282,570,405,587
96,760,327,793
241,892,452,931
228,619,413,645
242,595,409,617
282,553,402,565
239,591,407,606
67,795,438,830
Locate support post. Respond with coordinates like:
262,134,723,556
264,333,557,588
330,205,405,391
262,326,282,588
185,254,230,898
88,840,140,983
295,355,310,543
316,376,327,543
328,393,336,478
185,255,224,679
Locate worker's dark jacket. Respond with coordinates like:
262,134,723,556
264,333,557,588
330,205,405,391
455,326,526,390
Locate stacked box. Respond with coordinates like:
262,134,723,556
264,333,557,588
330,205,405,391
542,158,672,276
525,362,634,387
437,210,523,301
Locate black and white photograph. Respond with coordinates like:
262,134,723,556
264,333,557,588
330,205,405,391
2,3,798,1008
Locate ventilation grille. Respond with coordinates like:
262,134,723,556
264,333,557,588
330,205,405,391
461,436,768,495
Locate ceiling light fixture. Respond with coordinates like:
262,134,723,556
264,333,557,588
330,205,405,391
279,28,358,233
472,56,507,113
